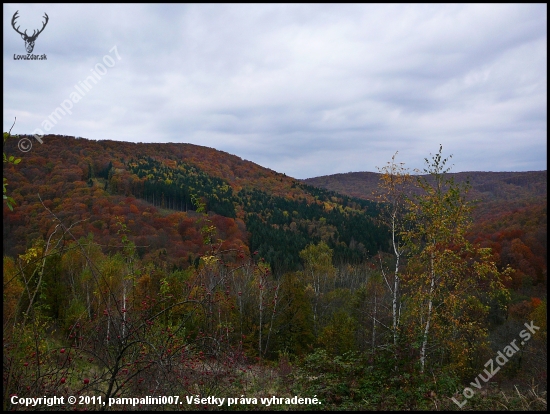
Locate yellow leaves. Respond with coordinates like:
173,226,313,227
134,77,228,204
19,247,41,263
300,241,335,275
322,201,334,212
19,242,44,264
200,255,218,267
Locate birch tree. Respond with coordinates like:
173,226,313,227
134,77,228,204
403,145,509,376
375,152,413,351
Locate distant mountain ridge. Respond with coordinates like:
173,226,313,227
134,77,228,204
301,170,547,220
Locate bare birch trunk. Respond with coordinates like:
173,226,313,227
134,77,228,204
420,253,435,373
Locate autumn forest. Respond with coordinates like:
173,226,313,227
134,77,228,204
3,133,547,410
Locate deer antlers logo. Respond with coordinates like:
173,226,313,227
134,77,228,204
11,10,49,54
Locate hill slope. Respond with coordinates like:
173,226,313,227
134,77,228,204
302,170,546,217
3,135,387,274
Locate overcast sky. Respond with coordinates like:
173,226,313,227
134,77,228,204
3,4,547,179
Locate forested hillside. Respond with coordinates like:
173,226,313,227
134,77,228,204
3,134,546,410
303,169,547,300
3,134,387,274
302,170,546,218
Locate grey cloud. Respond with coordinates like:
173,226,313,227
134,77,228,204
3,3,546,179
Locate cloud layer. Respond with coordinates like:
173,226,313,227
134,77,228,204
3,4,546,178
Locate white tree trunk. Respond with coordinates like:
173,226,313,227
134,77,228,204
420,253,435,373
